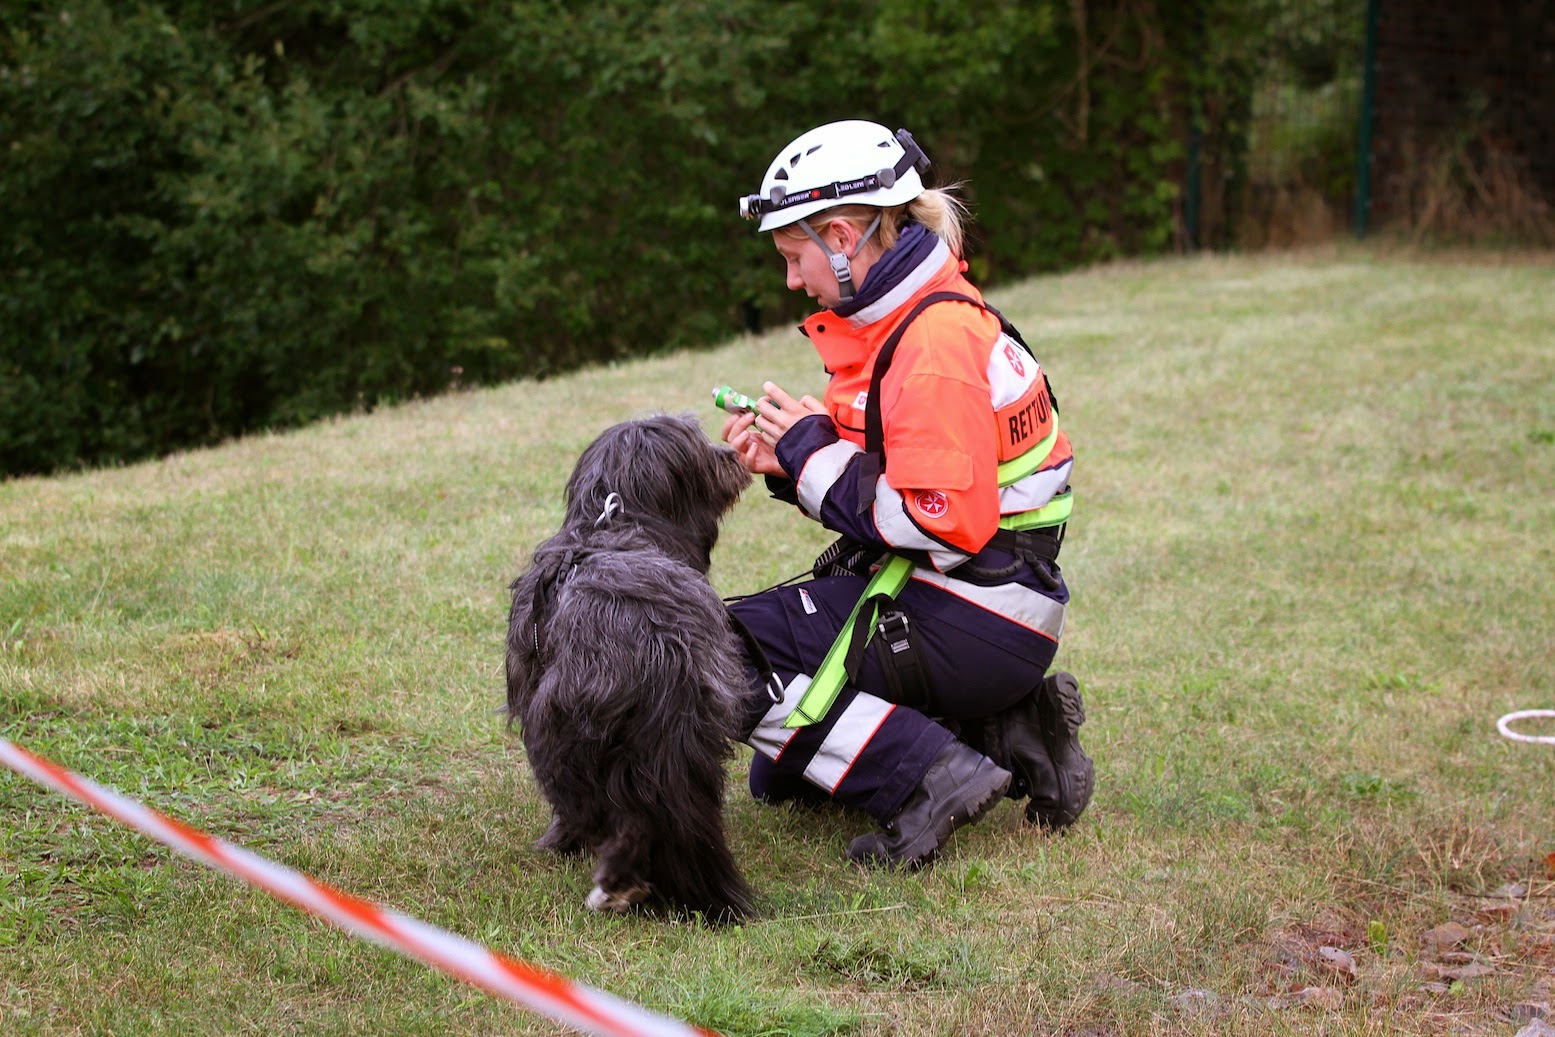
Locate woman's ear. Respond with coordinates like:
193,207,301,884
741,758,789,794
823,218,859,257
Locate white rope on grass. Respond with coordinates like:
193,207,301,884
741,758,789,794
1496,709,1555,745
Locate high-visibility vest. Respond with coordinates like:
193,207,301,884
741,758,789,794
785,292,1068,728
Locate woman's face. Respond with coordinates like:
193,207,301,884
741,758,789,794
773,228,848,310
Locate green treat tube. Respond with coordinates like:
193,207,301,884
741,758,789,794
713,386,760,415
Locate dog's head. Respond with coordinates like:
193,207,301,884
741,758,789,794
561,412,752,570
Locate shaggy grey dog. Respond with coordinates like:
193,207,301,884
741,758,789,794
504,413,756,922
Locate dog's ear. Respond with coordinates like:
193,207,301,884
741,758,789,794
659,411,750,506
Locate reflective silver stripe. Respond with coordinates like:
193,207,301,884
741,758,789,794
845,239,952,329
749,674,810,761
871,480,970,572
803,694,896,792
998,458,1073,515
985,335,1039,407
796,439,861,518
909,570,1066,642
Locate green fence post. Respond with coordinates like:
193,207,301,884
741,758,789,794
1354,0,1380,239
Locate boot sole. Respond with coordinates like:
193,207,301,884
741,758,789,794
1047,671,1086,732
1029,752,1093,829
1026,671,1094,829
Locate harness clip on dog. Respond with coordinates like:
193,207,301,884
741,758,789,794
594,492,624,527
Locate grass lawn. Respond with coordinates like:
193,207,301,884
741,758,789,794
2,247,1553,1036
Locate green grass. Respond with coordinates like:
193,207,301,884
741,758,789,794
3,247,1554,1036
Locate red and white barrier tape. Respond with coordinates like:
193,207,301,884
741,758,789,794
0,738,719,1037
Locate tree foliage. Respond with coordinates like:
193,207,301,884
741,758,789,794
1,0,1249,476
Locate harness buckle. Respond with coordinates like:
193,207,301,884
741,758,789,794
876,610,912,653
871,608,932,711
827,250,851,277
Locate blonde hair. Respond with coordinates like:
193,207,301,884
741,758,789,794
774,186,970,259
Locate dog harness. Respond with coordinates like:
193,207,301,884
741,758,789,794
784,293,1070,729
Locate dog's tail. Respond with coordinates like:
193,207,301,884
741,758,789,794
607,743,755,924
646,810,756,925
653,808,755,926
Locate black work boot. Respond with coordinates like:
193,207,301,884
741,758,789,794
846,741,1011,870
1002,670,1093,828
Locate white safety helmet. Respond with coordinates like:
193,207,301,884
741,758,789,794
738,120,932,300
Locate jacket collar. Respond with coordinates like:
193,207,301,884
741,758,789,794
842,235,953,329
801,241,961,373
833,223,939,320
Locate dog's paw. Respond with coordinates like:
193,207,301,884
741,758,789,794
535,815,585,856
585,881,651,915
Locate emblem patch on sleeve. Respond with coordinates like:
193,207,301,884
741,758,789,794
1003,341,1027,377
913,490,949,519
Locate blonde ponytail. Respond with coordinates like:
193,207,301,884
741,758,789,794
905,187,969,258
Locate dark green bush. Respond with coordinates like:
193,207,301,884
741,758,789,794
1,1,1233,476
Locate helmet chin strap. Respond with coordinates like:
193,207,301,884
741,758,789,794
799,214,883,302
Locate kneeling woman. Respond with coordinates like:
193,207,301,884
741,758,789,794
723,120,1094,868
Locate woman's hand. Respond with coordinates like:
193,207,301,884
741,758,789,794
721,409,780,476
719,380,826,477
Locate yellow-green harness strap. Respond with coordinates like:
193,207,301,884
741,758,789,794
783,554,915,729
783,484,1071,729
995,425,1058,487
1000,488,1073,530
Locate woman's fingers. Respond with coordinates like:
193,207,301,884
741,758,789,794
757,381,817,434
761,380,802,412
722,410,758,442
